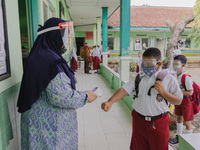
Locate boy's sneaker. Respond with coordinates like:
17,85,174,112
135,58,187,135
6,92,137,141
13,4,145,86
169,135,179,146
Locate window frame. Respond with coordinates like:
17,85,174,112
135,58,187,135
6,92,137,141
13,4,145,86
0,0,11,81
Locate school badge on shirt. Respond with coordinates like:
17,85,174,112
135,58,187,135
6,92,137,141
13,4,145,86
156,94,163,102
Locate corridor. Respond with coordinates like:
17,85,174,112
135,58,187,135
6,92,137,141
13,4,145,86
75,63,174,150
76,65,132,150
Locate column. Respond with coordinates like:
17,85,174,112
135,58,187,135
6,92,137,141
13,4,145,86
102,7,108,66
119,0,131,84
96,17,101,46
93,24,97,45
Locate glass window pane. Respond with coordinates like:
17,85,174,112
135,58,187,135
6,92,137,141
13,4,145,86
142,38,148,50
185,38,190,48
108,38,114,50
43,2,48,22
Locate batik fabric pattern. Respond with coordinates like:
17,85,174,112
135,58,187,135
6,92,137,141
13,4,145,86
21,72,88,150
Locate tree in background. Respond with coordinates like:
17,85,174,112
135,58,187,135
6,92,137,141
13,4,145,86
189,0,200,47
164,14,195,68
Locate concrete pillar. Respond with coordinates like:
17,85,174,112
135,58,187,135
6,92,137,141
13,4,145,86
102,7,108,66
96,17,101,46
119,0,131,84
93,24,97,45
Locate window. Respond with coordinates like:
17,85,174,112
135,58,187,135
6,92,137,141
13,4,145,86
178,38,191,50
0,0,11,80
49,7,55,18
43,0,55,22
59,1,65,19
134,38,148,50
43,1,48,22
142,38,148,50
108,38,114,50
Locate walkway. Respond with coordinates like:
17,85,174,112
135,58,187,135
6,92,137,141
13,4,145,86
76,63,173,150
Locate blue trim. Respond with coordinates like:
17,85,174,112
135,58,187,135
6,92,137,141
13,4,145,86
120,0,130,56
28,0,39,43
102,7,108,52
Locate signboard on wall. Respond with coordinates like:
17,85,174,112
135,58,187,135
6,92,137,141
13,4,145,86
0,0,11,81
86,32,93,40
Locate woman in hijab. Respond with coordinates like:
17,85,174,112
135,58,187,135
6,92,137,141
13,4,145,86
17,18,98,150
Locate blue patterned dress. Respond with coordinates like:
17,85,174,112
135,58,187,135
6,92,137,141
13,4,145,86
21,72,88,150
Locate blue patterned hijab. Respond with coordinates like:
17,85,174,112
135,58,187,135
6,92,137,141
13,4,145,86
17,18,76,113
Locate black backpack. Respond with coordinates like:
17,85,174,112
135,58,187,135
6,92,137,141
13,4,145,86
133,71,169,105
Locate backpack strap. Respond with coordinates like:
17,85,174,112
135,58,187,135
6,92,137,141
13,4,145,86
148,71,168,96
148,71,169,105
181,73,193,101
181,73,191,91
133,74,141,99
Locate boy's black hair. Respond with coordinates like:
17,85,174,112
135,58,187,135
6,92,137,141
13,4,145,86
143,47,161,61
174,55,187,64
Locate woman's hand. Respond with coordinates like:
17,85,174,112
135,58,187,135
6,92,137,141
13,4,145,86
86,90,98,103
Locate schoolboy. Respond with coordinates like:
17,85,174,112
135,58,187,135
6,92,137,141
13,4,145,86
101,48,183,150
169,55,194,145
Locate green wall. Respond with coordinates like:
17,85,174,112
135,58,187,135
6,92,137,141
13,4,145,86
75,31,94,46
0,0,23,149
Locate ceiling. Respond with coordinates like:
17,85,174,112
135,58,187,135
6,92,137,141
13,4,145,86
65,0,120,29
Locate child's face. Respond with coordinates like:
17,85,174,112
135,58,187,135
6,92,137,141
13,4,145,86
141,56,162,76
173,59,185,74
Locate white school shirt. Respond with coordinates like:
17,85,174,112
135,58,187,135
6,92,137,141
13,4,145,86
177,72,193,92
135,57,142,66
122,70,183,116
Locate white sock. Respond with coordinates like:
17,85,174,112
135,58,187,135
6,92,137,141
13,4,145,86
177,123,183,135
185,129,193,134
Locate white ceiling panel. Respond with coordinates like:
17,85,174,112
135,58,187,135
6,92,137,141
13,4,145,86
65,0,120,27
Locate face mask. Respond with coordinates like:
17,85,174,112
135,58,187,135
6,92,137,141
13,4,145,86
59,46,67,54
173,65,181,72
141,64,157,76
173,61,182,74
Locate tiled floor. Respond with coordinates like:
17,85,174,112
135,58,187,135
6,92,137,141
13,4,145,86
75,63,173,150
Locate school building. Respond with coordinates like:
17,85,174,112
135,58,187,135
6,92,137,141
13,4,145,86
0,0,199,149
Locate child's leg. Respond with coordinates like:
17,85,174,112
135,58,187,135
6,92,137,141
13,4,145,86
184,121,193,133
130,110,150,150
177,116,183,135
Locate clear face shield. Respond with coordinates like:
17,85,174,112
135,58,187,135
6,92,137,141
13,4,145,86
141,58,159,76
59,22,70,49
173,60,184,73
37,21,70,51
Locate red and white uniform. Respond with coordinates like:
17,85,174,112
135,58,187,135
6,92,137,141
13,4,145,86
90,49,93,63
175,72,194,121
122,70,183,150
70,48,78,70
93,46,101,70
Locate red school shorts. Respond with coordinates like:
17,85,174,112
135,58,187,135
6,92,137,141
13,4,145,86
130,110,170,150
175,97,194,121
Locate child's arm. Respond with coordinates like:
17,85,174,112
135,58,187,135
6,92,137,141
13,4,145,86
183,90,193,96
101,88,128,112
183,76,194,96
154,80,182,105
